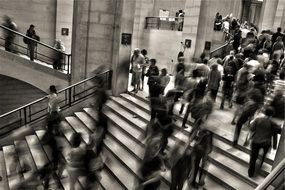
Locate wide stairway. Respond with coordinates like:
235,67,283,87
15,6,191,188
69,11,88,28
0,92,277,190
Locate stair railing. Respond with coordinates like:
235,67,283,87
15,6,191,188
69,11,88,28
0,25,72,74
145,16,182,31
209,31,234,59
255,158,285,190
0,70,112,136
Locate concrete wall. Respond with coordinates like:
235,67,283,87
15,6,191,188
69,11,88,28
55,0,74,54
141,30,183,74
0,0,56,46
0,49,69,93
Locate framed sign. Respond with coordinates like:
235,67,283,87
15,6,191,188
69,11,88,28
121,33,132,45
185,39,191,48
204,41,211,50
61,28,69,36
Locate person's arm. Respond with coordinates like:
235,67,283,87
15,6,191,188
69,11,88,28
249,118,257,132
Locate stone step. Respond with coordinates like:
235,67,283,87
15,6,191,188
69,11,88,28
2,144,23,189
106,97,265,189
119,93,276,165
85,106,231,190
0,151,9,190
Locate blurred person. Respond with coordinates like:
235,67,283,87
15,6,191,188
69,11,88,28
177,10,185,31
130,48,145,93
66,132,87,190
207,63,221,101
2,15,17,52
222,17,230,41
188,129,213,188
53,39,66,70
233,25,242,53
271,27,283,45
213,12,220,31
233,88,263,146
220,57,236,109
175,57,185,89
136,135,166,190
40,124,63,190
273,69,285,96
269,90,285,119
146,58,159,96
25,24,39,61
159,68,170,94
271,36,284,63
48,85,60,114
141,49,150,90
170,143,192,190
248,106,281,177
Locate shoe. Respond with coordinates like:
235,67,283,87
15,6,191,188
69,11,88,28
232,141,237,147
182,125,188,128
231,120,236,125
220,105,224,110
229,104,233,108
131,89,136,92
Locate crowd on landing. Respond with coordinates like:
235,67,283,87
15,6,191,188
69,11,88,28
128,27,284,189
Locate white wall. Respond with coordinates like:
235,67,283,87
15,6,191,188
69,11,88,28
141,30,183,74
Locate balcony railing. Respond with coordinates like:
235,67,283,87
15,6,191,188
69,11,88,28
0,25,72,74
0,70,112,137
209,32,234,58
145,17,184,31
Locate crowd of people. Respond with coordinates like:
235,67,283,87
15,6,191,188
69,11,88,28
128,27,284,189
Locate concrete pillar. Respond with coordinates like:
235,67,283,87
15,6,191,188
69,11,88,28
182,0,202,62
111,0,136,96
132,0,155,49
260,0,279,31
55,0,74,54
71,0,117,83
273,0,285,30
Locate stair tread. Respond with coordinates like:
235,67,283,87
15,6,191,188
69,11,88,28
0,151,9,190
75,112,96,131
25,134,49,169
65,116,90,143
14,140,37,180
207,163,254,190
116,95,275,164
2,145,23,189
102,146,136,189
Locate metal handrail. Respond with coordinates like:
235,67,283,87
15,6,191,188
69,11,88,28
0,25,71,56
255,158,285,190
0,70,112,135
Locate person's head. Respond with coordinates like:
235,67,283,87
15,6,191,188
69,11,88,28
141,49,147,56
230,50,235,56
3,15,11,23
203,58,208,65
211,63,218,70
161,68,167,76
217,58,223,65
150,58,156,66
277,27,282,33
70,132,82,148
264,106,274,117
29,24,35,30
145,135,162,159
133,48,140,55
49,85,57,94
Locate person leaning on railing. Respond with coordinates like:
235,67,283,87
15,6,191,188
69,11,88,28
25,24,40,61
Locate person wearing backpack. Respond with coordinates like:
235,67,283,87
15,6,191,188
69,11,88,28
25,24,39,61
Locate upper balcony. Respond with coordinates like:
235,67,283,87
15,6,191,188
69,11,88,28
145,17,184,31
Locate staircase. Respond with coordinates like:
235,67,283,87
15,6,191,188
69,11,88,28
0,92,276,190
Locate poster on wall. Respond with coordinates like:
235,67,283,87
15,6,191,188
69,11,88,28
159,9,169,20
121,33,132,45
